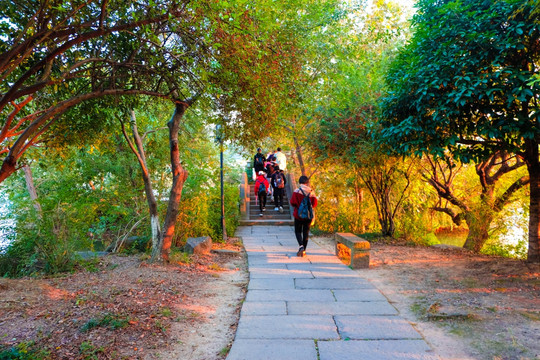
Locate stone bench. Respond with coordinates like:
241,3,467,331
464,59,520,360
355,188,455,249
334,232,370,269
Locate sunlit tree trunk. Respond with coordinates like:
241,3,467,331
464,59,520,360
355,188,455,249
151,102,190,263
463,211,493,253
121,110,161,255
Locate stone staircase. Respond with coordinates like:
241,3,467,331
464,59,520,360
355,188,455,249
239,177,294,226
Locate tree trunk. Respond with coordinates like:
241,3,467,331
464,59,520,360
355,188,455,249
354,180,365,233
462,211,492,253
151,102,189,263
293,136,306,176
22,164,42,215
122,110,162,255
524,139,540,263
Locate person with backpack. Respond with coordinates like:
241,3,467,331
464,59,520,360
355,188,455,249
290,175,317,257
271,167,287,213
253,148,266,175
254,171,269,217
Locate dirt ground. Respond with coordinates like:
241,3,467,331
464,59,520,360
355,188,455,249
0,238,248,360
312,236,540,360
1,235,539,360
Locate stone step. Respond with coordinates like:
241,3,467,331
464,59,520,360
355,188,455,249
239,219,295,226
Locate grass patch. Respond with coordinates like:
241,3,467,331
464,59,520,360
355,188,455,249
169,250,192,265
79,341,105,360
208,263,224,271
81,313,130,332
518,311,540,321
219,345,231,357
0,341,50,360
159,307,173,318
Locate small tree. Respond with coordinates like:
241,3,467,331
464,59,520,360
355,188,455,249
422,153,528,252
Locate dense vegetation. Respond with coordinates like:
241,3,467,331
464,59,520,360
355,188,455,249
1,0,538,278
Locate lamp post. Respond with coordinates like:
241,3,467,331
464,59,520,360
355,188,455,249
215,124,227,241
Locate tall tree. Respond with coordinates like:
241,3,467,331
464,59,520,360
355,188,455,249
378,0,540,262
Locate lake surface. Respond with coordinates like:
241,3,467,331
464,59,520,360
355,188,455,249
0,189,14,252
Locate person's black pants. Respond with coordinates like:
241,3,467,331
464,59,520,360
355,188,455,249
258,192,267,212
274,188,284,207
294,218,312,249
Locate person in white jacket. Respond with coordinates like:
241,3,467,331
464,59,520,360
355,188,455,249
274,147,287,171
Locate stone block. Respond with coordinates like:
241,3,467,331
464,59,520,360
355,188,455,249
335,232,370,269
184,236,212,255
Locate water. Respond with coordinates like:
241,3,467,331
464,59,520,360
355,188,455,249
0,188,14,252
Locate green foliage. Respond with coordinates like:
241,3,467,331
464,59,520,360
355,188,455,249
419,233,441,247
0,208,78,277
80,313,130,333
79,341,105,360
482,239,528,260
379,0,540,161
0,341,49,360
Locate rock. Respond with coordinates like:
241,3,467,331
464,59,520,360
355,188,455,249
185,236,212,255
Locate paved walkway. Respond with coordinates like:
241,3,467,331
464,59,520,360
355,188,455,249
227,226,439,360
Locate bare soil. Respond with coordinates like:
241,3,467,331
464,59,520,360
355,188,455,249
313,236,540,360
0,238,248,360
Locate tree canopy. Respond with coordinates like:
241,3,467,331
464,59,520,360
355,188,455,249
378,0,540,262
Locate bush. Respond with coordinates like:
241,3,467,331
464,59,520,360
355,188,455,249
481,239,528,259
0,211,77,277
418,232,441,247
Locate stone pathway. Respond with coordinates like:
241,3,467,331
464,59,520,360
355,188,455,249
227,225,439,360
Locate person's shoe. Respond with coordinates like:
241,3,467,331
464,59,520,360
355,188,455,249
262,207,266,212
302,250,306,257
279,206,283,213
259,213,263,217
274,207,279,211
296,246,304,257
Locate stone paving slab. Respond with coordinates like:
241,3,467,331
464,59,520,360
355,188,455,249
287,301,398,316
240,301,287,315
295,277,375,289
227,339,317,360
333,289,389,302
246,289,335,302
317,340,439,360
311,269,360,278
286,263,352,271
249,268,314,279
248,278,295,290
248,263,288,270
334,315,424,339
235,315,339,339
227,226,438,360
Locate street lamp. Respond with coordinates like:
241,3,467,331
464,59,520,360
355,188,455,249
215,124,227,241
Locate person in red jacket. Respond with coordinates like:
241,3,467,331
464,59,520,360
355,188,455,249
254,171,270,217
290,175,318,257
